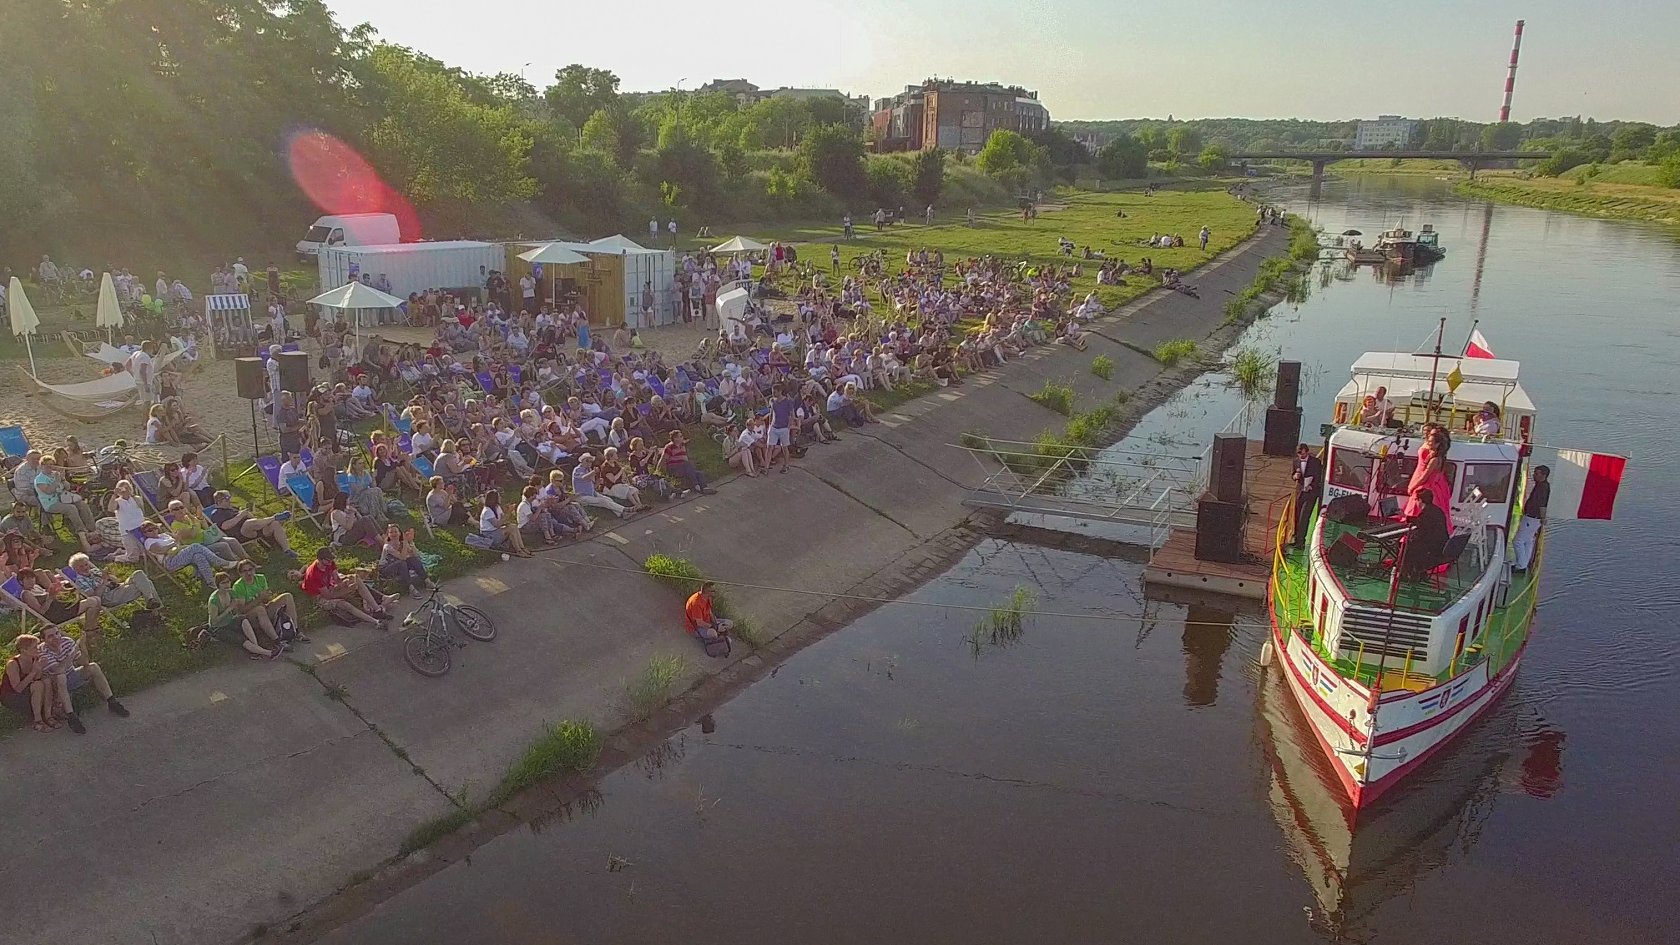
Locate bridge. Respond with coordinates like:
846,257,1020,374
1230,150,1547,181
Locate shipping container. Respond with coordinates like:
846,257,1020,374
317,241,503,306
500,237,677,328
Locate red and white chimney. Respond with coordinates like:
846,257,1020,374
1498,20,1525,123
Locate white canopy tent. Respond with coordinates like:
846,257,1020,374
307,281,405,347
516,243,591,265
710,236,767,254
7,276,40,375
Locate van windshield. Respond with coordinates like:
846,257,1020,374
304,225,334,242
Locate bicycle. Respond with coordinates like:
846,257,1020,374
400,586,496,677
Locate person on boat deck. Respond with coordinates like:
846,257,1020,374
1404,426,1453,532
1401,488,1450,580
1472,401,1502,438
1291,443,1324,549
1360,386,1395,428
1512,465,1549,573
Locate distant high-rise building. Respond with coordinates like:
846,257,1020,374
1354,116,1420,150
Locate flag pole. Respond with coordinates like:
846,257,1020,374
1422,317,1445,424
1457,318,1479,357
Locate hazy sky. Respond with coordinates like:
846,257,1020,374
326,0,1679,124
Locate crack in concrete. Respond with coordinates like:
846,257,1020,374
295,665,459,803
794,466,922,539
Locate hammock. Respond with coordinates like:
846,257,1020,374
18,367,139,419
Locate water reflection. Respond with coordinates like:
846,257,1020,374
1181,604,1236,707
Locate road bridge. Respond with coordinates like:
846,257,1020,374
1232,150,1546,181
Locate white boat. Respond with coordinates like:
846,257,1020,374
1265,339,1620,808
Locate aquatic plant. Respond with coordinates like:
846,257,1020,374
969,585,1038,652
1091,354,1115,380
1229,346,1278,400
490,720,603,807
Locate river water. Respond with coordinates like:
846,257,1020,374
321,178,1680,945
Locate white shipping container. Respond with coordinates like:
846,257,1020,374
316,241,504,307
608,247,677,329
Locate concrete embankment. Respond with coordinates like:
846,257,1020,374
0,224,1293,945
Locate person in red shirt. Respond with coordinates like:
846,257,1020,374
661,430,715,497
294,547,393,628
683,582,733,643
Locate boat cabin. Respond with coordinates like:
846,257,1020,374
1299,352,1537,688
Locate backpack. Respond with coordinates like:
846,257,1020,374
273,611,300,642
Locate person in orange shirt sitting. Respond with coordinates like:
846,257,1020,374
684,582,733,648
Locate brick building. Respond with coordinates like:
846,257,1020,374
871,79,1048,155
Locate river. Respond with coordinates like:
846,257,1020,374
318,177,1680,945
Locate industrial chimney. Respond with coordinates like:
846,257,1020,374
1498,20,1525,123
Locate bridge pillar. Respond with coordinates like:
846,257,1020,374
1311,159,1328,183
1461,158,1482,180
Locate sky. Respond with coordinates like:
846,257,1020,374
325,0,1680,124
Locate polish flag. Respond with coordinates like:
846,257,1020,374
1547,450,1627,521
1464,329,1495,359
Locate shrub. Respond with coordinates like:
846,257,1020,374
490,720,603,807
645,553,705,595
1030,380,1075,416
1090,355,1114,380
1153,339,1197,366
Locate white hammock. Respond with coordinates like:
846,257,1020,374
19,368,139,419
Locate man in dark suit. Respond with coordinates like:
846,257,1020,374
1402,487,1450,579
1292,443,1325,548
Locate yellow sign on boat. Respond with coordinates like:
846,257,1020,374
1445,366,1465,393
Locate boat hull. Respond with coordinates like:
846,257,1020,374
1268,615,1528,809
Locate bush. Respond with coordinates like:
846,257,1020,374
490,720,602,806
1153,339,1197,366
1658,157,1680,189
645,553,705,595
1229,346,1277,400
1090,355,1114,380
1030,380,1075,416
626,654,688,721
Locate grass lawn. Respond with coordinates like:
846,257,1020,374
1459,172,1680,226
678,183,1260,311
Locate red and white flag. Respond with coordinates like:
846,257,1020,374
1547,450,1627,521
1464,329,1495,359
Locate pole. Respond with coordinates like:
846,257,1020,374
24,334,36,377
1372,528,1414,694
1422,316,1446,424
1457,318,1480,357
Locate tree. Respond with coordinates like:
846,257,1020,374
910,148,946,206
806,95,859,130
1096,134,1148,179
1480,122,1524,151
866,157,910,208
1657,156,1680,189
1198,143,1231,172
798,123,867,201
1167,126,1202,158
1029,127,1089,170
544,65,622,130
977,130,1038,175
1610,123,1657,157
1421,118,1461,151
577,106,641,165
749,96,812,149
1535,148,1590,177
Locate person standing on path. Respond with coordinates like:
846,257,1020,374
767,389,797,474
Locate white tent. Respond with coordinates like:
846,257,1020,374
7,276,40,375
308,281,405,344
589,234,648,252
517,243,591,265
95,272,125,342
710,236,767,254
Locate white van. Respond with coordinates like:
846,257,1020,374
296,213,403,259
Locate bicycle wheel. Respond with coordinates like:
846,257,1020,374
452,605,497,642
404,630,452,676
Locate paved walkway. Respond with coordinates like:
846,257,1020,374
0,226,1291,945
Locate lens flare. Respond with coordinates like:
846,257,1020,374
285,128,421,240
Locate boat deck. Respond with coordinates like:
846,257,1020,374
1144,440,1295,600
1319,520,1484,613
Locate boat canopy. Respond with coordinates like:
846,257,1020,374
1336,351,1535,415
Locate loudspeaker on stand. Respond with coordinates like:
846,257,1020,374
234,357,267,400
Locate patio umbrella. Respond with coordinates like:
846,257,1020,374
1341,229,1363,236
307,281,405,349
709,236,768,254
7,276,39,375
516,243,591,265
95,271,125,343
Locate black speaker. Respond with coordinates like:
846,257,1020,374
1327,534,1365,569
1263,405,1303,456
1325,493,1370,525
1274,360,1302,409
1194,495,1245,563
1208,434,1247,504
234,357,267,400
277,350,311,394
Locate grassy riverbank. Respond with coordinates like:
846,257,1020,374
1457,172,1680,226
1329,158,1467,178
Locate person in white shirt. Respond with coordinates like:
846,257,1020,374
667,219,678,242
519,274,535,308
276,454,310,497
127,341,157,406
649,218,660,243
233,257,250,286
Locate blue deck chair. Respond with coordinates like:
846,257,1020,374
648,376,668,398
398,433,414,455
476,372,498,394
509,365,523,386
0,425,29,459
300,447,316,469
129,470,167,516
412,454,435,479
286,474,319,517
335,472,353,494
392,415,414,435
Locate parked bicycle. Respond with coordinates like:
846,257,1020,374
400,586,496,676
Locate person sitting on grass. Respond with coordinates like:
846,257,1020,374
139,520,236,584
570,454,628,518
2,634,55,733
294,547,393,629
204,490,296,559
343,456,389,526
723,422,761,478
660,433,714,497
477,488,531,557
14,568,102,636
166,499,250,563
540,472,593,535
424,476,469,527
516,485,561,546
684,582,734,646
66,552,161,611
39,623,128,735
329,493,380,549
207,571,285,660
0,500,56,551
231,559,303,644
379,524,434,599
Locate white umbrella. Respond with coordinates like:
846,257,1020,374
517,243,591,265
7,276,40,375
307,281,406,348
710,236,767,254
95,271,125,343
588,234,647,252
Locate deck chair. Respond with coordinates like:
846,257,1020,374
1,575,82,634
285,474,320,523
300,447,316,469
256,455,323,529
411,454,435,479
129,470,169,517
647,375,668,399
398,433,414,455
476,372,498,394
509,365,523,386
0,425,29,460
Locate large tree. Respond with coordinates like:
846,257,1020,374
798,124,868,202
1095,134,1148,180
544,65,622,130
910,148,947,206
